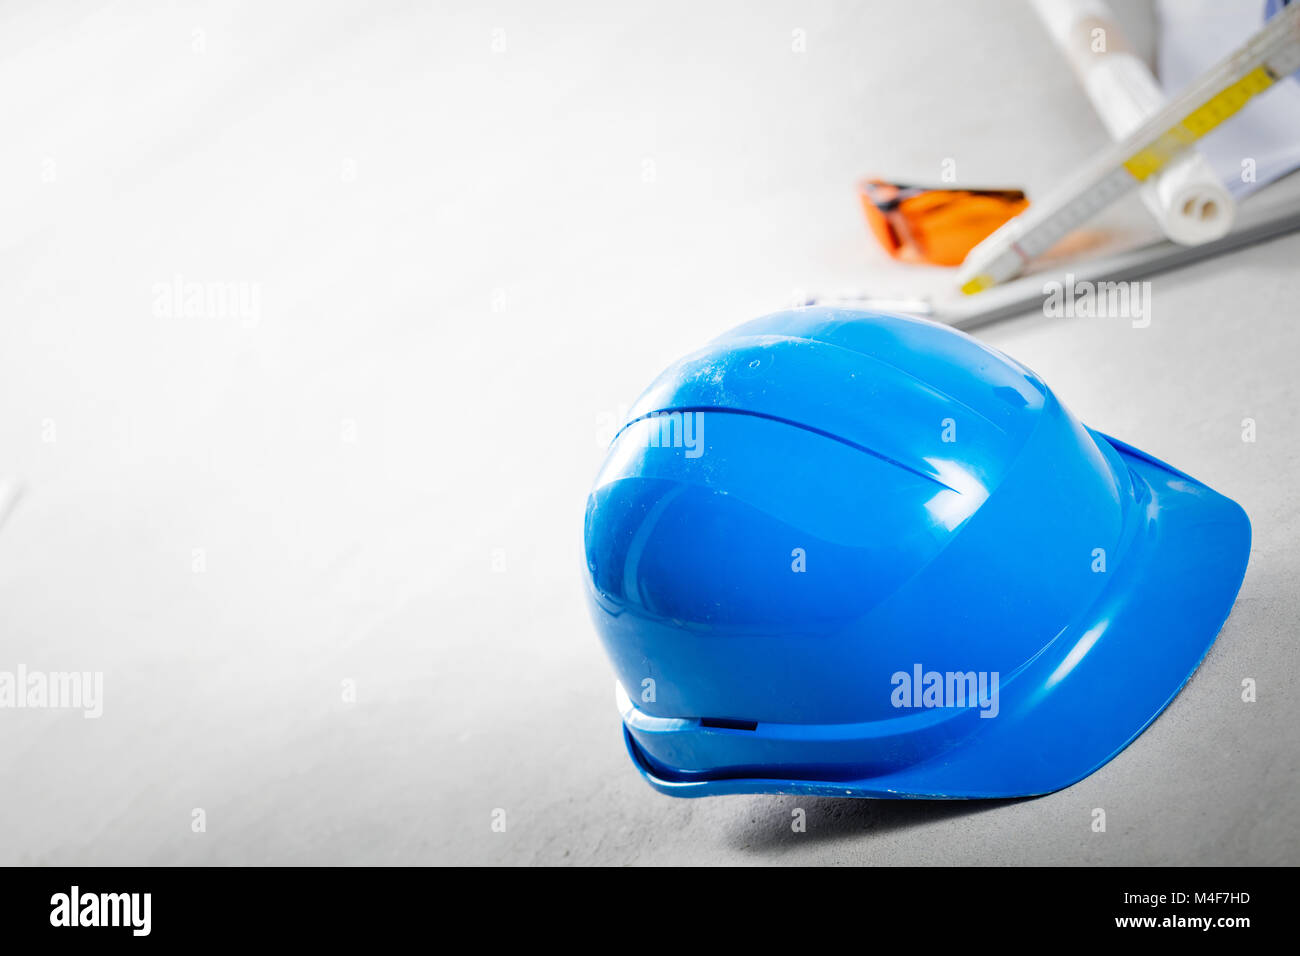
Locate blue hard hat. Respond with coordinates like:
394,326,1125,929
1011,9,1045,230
583,307,1250,799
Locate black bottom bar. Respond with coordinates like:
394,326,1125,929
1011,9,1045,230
0,865,1284,942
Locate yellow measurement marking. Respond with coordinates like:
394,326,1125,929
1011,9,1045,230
961,274,994,296
1123,66,1276,182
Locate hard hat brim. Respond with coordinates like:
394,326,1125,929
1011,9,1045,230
619,430,1251,800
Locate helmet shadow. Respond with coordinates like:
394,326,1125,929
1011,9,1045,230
722,794,1031,853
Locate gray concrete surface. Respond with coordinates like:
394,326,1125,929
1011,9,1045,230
0,0,1295,865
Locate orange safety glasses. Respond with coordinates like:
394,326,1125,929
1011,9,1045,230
859,179,1029,267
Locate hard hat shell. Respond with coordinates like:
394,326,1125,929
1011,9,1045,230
583,307,1250,799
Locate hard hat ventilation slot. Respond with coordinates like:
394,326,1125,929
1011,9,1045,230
699,717,758,731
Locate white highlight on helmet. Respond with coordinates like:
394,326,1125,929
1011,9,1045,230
1046,620,1111,689
922,459,990,532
